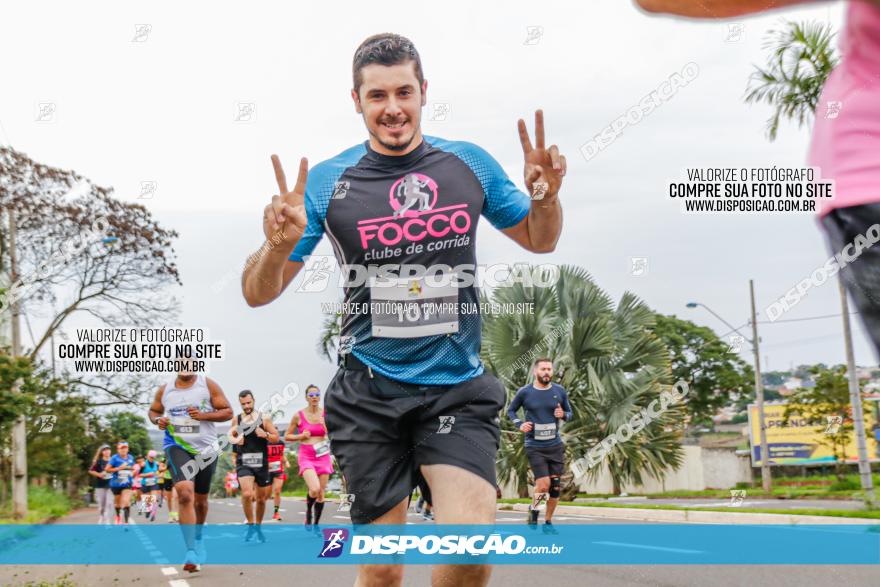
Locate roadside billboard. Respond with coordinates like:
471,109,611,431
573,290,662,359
747,400,880,466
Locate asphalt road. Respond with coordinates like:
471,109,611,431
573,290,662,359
1,498,878,587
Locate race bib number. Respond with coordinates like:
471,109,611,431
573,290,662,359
533,422,557,441
102,472,112,480
143,477,156,486
242,452,263,467
171,416,200,436
369,275,459,338
268,460,281,473
117,469,132,481
314,440,330,458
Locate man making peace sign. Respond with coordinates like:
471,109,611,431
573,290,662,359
242,32,565,587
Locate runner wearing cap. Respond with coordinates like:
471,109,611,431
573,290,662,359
140,450,160,521
105,441,135,525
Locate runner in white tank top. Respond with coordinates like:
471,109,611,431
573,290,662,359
148,365,233,574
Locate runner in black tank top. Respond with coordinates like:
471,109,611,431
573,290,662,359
230,390,280,542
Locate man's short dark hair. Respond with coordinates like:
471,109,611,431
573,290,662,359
534,357,553,367
239,389,253,400
352,33,424,94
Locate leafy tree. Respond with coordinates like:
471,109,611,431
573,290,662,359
745,20,839,140
315,265,690,497
1,145,181,407
104,410,151,458
317,310,343,362
482,265,687,497
782,365,870,479
650,314,753,428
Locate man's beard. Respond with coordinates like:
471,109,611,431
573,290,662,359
179,373,195,382
370,117,418,152
243,407,253,415
539,375,551,384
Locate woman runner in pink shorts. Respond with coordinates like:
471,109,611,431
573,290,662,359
284,384,334,527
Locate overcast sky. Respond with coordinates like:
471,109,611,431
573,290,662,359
2,1,868,416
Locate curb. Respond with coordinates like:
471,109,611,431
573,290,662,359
506,503,879,525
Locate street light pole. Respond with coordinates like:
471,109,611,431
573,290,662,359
749,280,771,492
688,281,772,491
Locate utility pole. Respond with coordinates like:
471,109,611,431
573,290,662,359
750,279,771,492
9,208,27,518
837,276,875,506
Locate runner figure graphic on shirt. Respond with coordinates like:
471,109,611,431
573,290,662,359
393,173,431,218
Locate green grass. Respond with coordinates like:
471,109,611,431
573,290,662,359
498,498,880,519
0,486,76,524
643,474,880,500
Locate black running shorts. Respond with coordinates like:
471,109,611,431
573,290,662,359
525,442,566,479
165,445,217,495
325,366,506,524
236,465,271,488
110,486,130,496
822,203,880,359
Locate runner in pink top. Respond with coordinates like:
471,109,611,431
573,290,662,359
284,385,334,528
810,1,880,217
635,0,880,358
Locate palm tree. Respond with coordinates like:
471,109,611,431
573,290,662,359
316,310,343,362
745,20,839,140
314,265,688,497
483,265,687,498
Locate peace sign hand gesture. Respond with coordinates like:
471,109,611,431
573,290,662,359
263,155,309,247
518,110,566,202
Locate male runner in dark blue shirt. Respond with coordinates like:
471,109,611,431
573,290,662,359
508,357,572,528
242,33,566,587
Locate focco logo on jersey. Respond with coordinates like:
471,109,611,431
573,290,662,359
356,173,472,249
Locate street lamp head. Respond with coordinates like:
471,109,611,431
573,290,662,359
686,302,699,308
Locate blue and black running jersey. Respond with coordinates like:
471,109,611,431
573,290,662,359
289,136,531,385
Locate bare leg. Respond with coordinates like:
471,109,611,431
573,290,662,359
239,476,256,524
533,476,550,522
353,497,408,587
255,484,270,524
175,481,197,550
422,464,496,587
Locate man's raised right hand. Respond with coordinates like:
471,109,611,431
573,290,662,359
263,155,309,248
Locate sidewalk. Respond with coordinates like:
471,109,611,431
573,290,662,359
508,503,879,524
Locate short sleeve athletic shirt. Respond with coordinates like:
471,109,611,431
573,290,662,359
289,136,531,385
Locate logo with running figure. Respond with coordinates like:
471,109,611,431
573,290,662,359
318,528,349,558
389,173,439,219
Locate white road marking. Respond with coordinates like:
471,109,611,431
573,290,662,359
168,580,190,587
593,541,703,554
161,568,178,576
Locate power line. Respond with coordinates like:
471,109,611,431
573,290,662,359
757,312,860,324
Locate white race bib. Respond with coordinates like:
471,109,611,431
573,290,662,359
242,452,263,467
143,476,156,486
314,440,331,458
533,422,557,441
269,460,282,473
171,416,200,436
101,472,112,480
117,469,132,481
369,275,459,338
